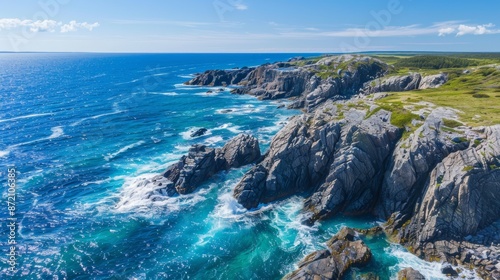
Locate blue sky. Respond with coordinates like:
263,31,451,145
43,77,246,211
0,0,499,52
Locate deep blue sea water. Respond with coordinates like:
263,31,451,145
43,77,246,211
0,53,452,279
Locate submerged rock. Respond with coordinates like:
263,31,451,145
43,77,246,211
285,227,372,280
190,128,208,138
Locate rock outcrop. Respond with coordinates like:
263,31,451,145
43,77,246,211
151,134,260,196
397,267,425,280
183,55,499,278
393,125,500,277
363,73,448,93
185,67,253,87
285,227,372,280
419,73,448,89
376,107,469,224
186,55,388,110
365,73,422,93
233,101,400,219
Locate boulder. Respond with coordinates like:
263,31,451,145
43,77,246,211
285,228,372,280
397,267,425,280
190,128,208,138
419,73,448,89
216,134,261,169
440,263,458,276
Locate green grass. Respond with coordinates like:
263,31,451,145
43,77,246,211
373,102,418,128
442,118,462,128
462,166,474,172
376,66,500,126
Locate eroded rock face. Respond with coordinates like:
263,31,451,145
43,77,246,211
391,126,500,277
397,267,425,280
285,228,372,280
151,134,261,196
233,103,400,218
376,108,469,224
403,125,500,243
186,55,388,109
185,68,253,87
216,133,261,169
365,73,422,93
419,73,448,89
363,73,448,93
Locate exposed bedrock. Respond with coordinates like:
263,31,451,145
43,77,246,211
363,73,448,94
375,107,469,224
285,227,372,280
186,55,389,111
151,134,260,196
233,103,400,220
402,125,500,242
184,67,253,87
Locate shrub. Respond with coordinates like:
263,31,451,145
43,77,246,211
394,55,478,69
472,93,490,98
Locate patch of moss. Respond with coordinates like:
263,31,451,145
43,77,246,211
462,166,474,172
374,101,418,128
441,126,458,134
473,139,482,147
442,118,462,128
453,137,468,144
472,93,490,98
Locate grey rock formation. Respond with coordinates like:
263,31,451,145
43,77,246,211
187,55,388,109
393,126,500,277
233,104,400,219
364,73,448,93
304,56,388,111
190,128,208,138
304,109,400,221
365,73,422,93
151,134,261,196
404,125,500,244
185,67,253,86
376,108,469,224
397,267,425,280
440,263,458,276
285,227,372,280
419,73,448,89
216,133,261,169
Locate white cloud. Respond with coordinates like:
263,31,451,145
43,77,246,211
0,18,100,33
234,3,248,10
61,21,100,33
456,23,497,36
437,23,499,36
280,22,500,38
438,27,455,36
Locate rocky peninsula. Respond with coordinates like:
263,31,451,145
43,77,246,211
148,54,500,279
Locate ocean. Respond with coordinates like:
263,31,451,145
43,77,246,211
0,53,450,279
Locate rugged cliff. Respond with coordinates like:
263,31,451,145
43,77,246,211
181,55,500,278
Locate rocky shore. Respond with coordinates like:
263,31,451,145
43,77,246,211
169,55,500,279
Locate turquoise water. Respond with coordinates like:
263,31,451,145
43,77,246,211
0,53,450,279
